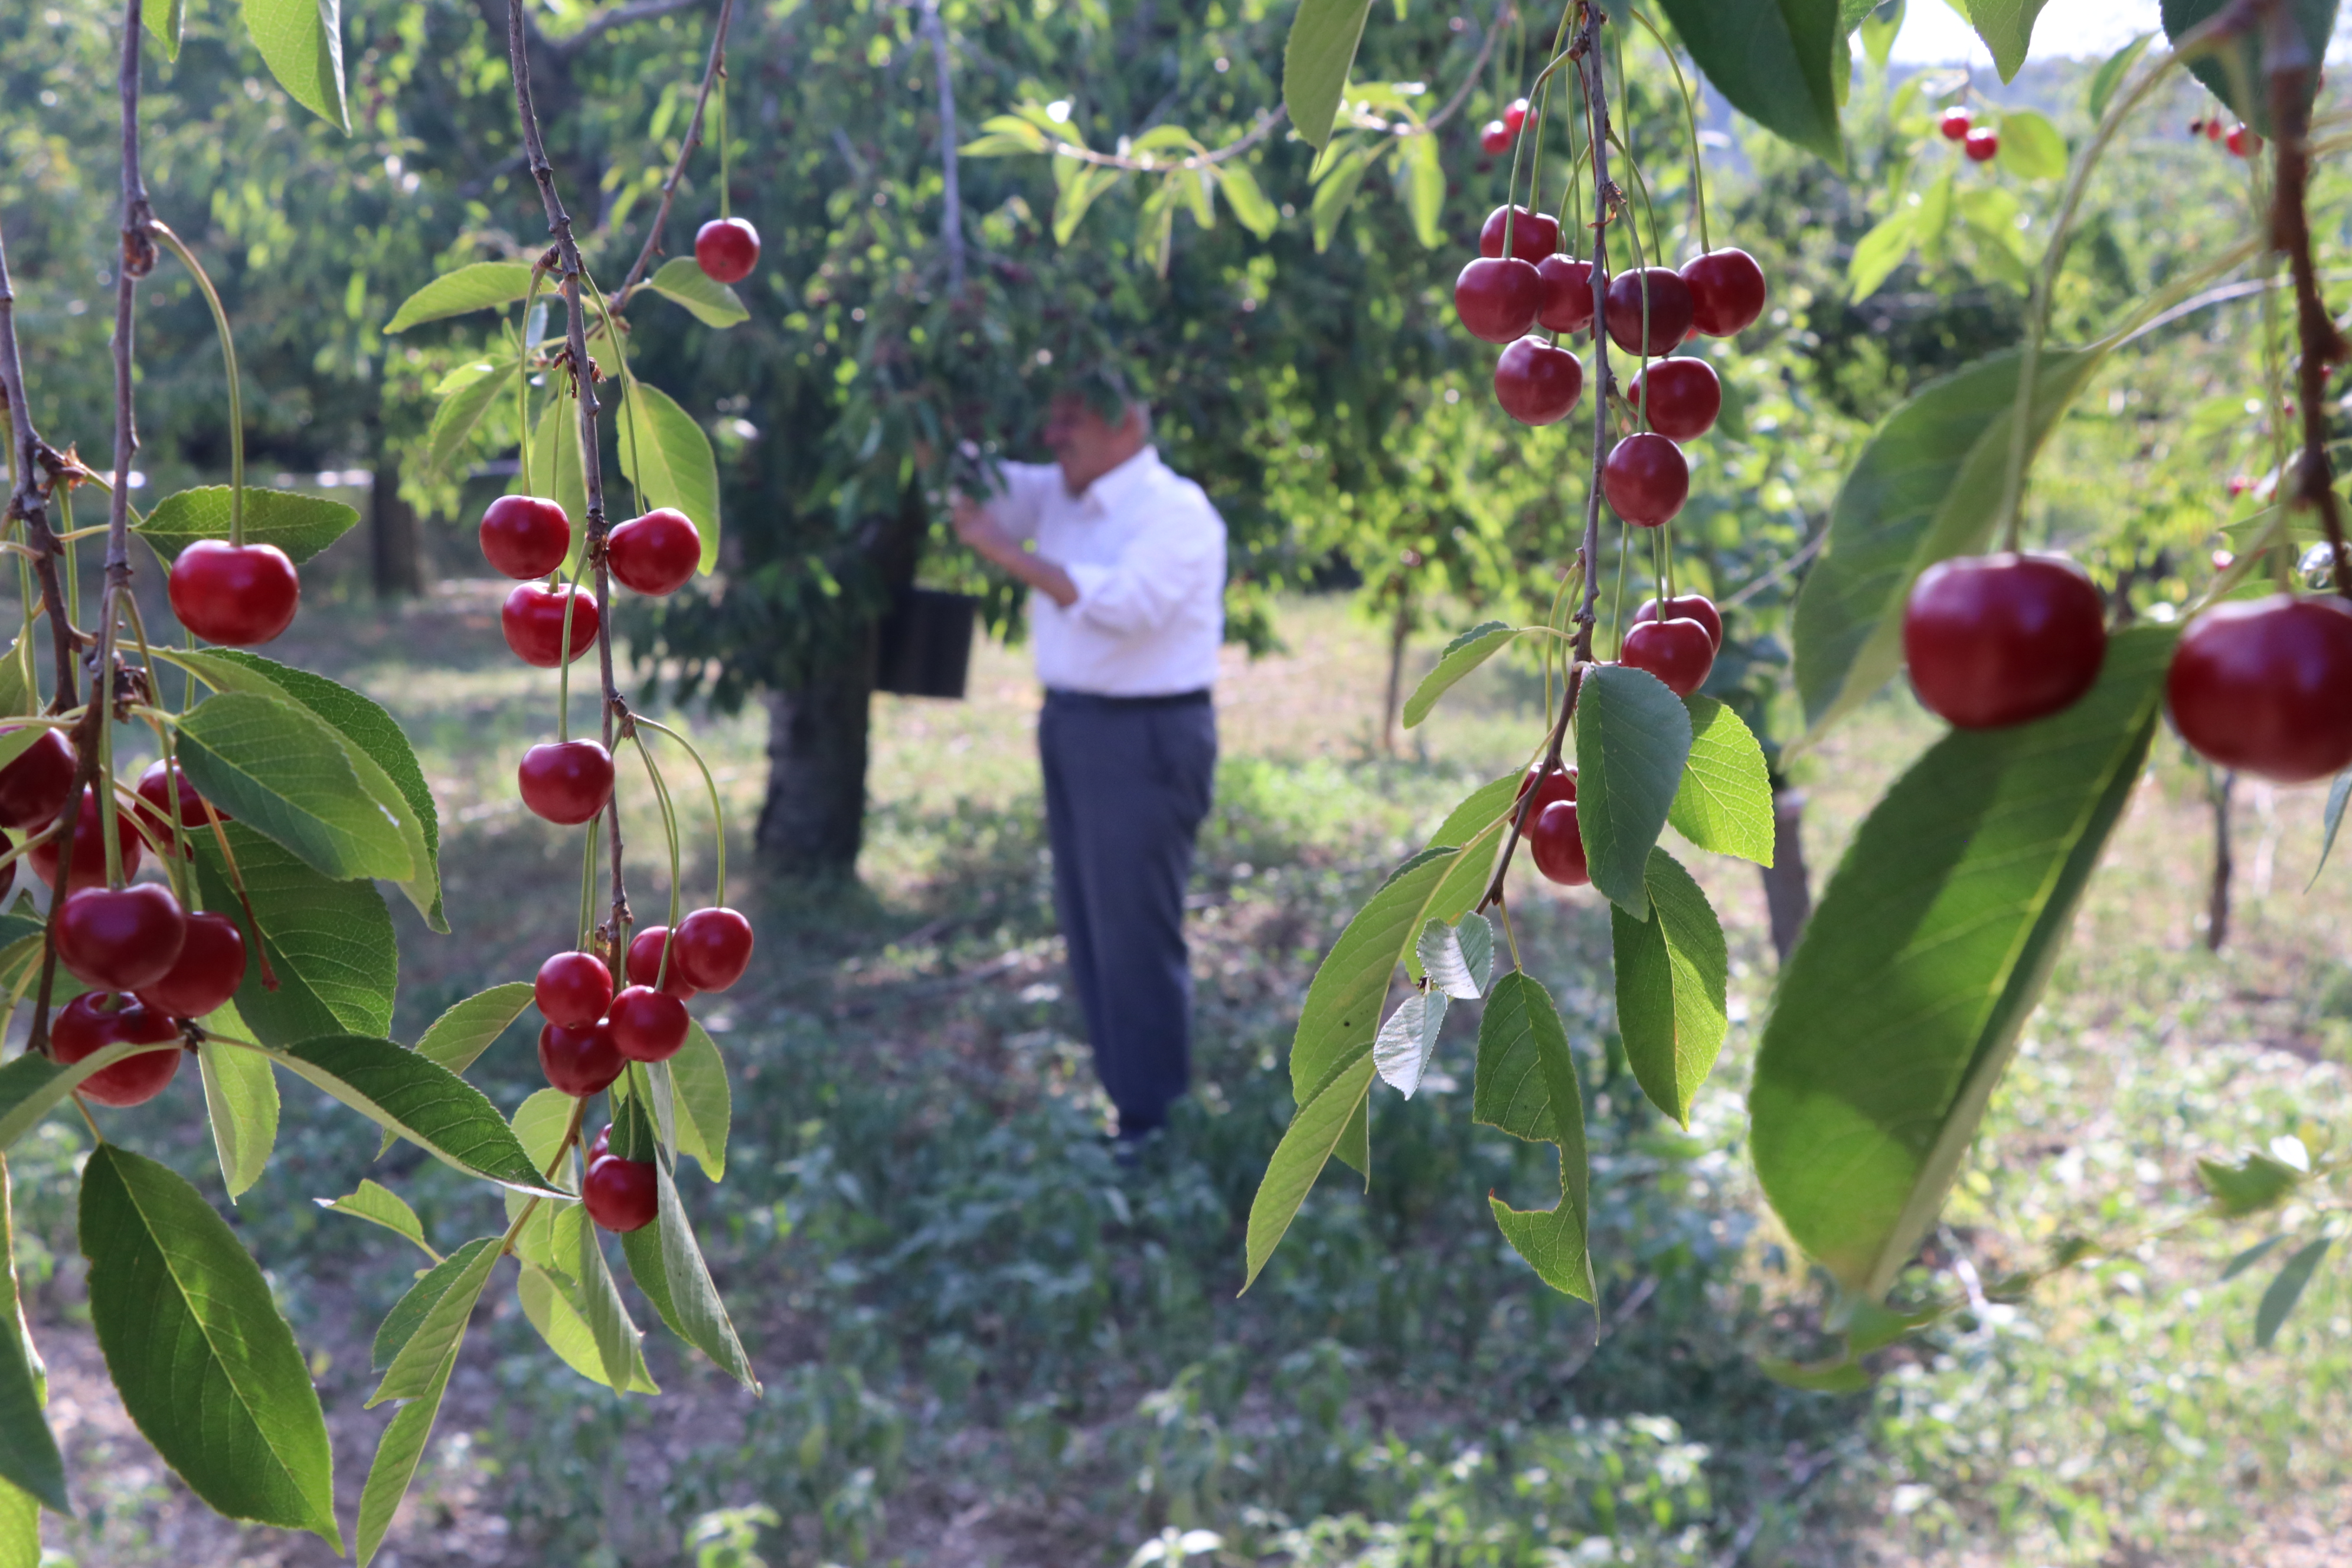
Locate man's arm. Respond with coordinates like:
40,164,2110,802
952,493,1079,608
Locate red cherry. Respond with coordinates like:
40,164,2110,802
1454,257,1542,344
501,583,600,668
1600,433,1690,527
606,508,702,596
1628,358,1721,440
1620,618,1717,697
583,1155,659,1231
1492,338,1585,426
479,495,572,580
1502,97,1530,133
538,1018,624,1096
587,1122,612,1163
57,883,187,992
674,906,754,992
627,925,700,999
1478,205,1560,265
1479,120,1511,155
1902,553,2108,729
2167,593,2352,783
1603,267,1695,357
0,729,76,831
536,950,615,1028
2206,117,2226,141
167,540,300,646
1939,107,1972,142
694,217,761,285
609,985,690,1063
134,759,226,856
1536,256,1596,333
51,992,181,1107
1631,593,1724,650
1964,126,2000,162
1680,248,1768,338
136,911,246,1019
1516,764,1577,819
31,789,145,894
517,741,615,826
1528,799,1589,887
2226,124,2260,158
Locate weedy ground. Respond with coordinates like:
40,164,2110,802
9,586,2351,1567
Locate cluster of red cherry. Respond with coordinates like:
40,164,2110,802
1901,552,2352,784
0,735,246,1105
2187,116,2261,156
1936,106,2001,164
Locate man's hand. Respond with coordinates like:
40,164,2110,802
952,492,1079,608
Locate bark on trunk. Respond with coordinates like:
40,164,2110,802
1380,597,1410,757
2207,767,2235,951
370,450,424,599
756,623,878,879
1762,788,1812,966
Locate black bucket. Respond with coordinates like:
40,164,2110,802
876,588,977,699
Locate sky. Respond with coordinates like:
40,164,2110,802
1888,0,2167,64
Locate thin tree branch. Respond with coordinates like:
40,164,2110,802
0,222,82,714
920,0,965,292
1571,1,1615,665
613,0,738,307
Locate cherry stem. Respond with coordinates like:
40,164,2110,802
1626,4,1709,254
516,264,546,496
629,731,684,991
1569,0,1615,669
632,714,727,908
614,0,738,308
147,224,243,548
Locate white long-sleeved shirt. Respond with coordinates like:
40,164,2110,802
985,446,1227,697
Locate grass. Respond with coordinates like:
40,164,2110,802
9,584,2352,1567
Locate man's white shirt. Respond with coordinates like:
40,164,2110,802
985,446,1227,697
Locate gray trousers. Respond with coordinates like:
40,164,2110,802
1038,689,1217,1136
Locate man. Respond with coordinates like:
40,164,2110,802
952,387,1226,1153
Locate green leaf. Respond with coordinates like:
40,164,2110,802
1052,165,1121,244
240,0,348,129
266,1036,561,1195
198,1038,279,1200
1750,626,2174,1299
1397,132,1444,250
1994,109,2067,179
574,1209,659,1393
1309,145,1373,254
371,1242,488,1374
1914,169,1955,260
1846,207,1916,300
1288,846,1458,1115
1654,0,1845,164
671,1021,731,1180
384,263,537,333
2223,1234,2288,1280
1575,664,1694,915
1283,0,1375,149
1214,162,1281,240
0,1159,66,1517
80,1145,341,1546
1402,622,1520,729
1473,972,1594,1301
2313,770,2351,884
1240,1054,1378,1291
510,1087,578,1180
1425,773,1522,853
142,0,183,60
1858,0,1905,69
2254,1238,2332,1348
372,1235,499,1406
354,1351,452,1567
2164,0,2338,137
617,381,721,575
0,1478,35,1568
177,691,414,884
1668,695,1776,864
643,256,750,329
1791,345,2107,736
1370,989,1448,1098
642,1160,756,1387
316,1179,436,1257
2088,31,2156,122
1611,850,1729,1127
0,635,34,720
415,982,536,1077
0,1040,178,1152
1961,0,2053,80
2198,1151,2304,1215
519,391,592,573
136,485,358,566
192,823,395,1046
1417,912,1494,1002
424,360,515,480
518,1256,658,1394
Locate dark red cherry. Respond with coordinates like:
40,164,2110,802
1939,107,1972,141
1683,247,1768,338
52,992,181,1106
501,583,600,668
674,906,754,992
587,1122,612,1163
694,217,762,285
2168,593,2352,782
31,789,145,894
1479,120,1511,154
1620,618,1717,697
1502,97,1529,133
1492,338,1584,426
1536,256,1596,333
0,729,76,831
2227,124,2261,158
538,1018,624,1096
1517,764,1577,820
57,883,187,992
1964,126,2000,162
1454,257,1542,344
479,495,572,580
1528,799,1589,887
1603,267,1695,357
1478,205,1560,265
1631,594,1724,651
1902,553,2108,729
517,741,615,826
609,985,690,1063
135,911,246,1019
536,950,615,1028
627,926,700,999
583,1155,658,1231
134,759,226,856
1628,358,1721,440
606,508,701,597
167,541,300,646
1600,433,1689,527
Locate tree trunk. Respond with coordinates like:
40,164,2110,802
1380,596,1410,757
2207,767,2235,950
1762,788,1812,965
756,625,878,880
369,450,424,600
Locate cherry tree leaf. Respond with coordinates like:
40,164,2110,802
136,486,358,566
241,0,348,130
0,1160,66,1516
643,257,750,329
1284,0,1375,149
1403,622,1520,729
1654,0,1845,165
1474,972,1594,1301
1575,664,1693,916
384,263,537,333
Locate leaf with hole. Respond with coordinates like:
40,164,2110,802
137,486,358,566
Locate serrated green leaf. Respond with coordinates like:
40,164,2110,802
263,1036,561,1195
1283,0,1375,149
317,1179,436,1257
1575,664,1694,914
177,691,414,883
198,1036,279,1200
136,485,358,566
371,1236,498,1403
671,1022,731,1181
519,1255,658,1394
2198,1150,2303,1215
2164,0,2337,136
415,982,536,1077
1668,695,1776,864
384,263,536,334
240,0,347,129
643,1160,754,1387
1240,1054,1377,1292
80,1145,341,1546
354,1348,450,1567
1417,913,1493,1002
1474,972,1593,1301
1846,207,1916,300
424,360,515,480
1654,0,1845,165
1751,627,2173,1299
371,1238,492,1373
2254,1237,2332,1348
2088,31,2155,122
574,1209,659,1393
1403,622,1520,729
0,1159,66,1517
1995,109,2067,179
1370,989,1447,1098
1612,849,1729,1127
618,381,721,575
192,824,395,1046
643,256,750,329
1214,162,1280,240
143,0,184,59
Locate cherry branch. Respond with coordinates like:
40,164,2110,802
0,220,83,713
612,0,739,308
